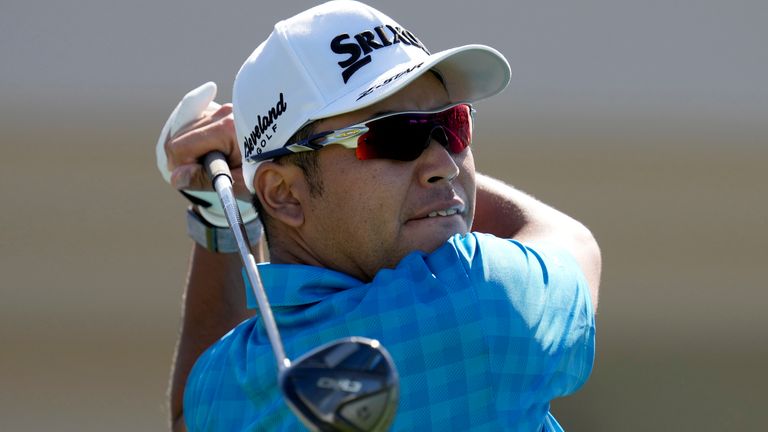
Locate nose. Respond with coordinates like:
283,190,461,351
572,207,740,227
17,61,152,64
416,137,461,185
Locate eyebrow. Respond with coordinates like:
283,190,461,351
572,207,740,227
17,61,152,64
363,110,396,122
338,110,397,129
361,104,450,123
346,101,457,128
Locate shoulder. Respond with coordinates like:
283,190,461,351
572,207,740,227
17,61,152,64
442,232,581,281
439,232,594,321
451,233,596,393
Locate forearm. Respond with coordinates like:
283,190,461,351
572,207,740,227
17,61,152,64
169,242,263,429
473,172,587,242
471,173,528,238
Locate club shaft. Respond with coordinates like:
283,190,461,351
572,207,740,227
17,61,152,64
204,152,290,373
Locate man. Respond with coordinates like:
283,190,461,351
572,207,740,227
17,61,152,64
158,1,600,430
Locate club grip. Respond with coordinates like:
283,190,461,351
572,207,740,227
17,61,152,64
203,151,232,185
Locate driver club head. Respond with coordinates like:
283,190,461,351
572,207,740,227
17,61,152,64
279,337,399,431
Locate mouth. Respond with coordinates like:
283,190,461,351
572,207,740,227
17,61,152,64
426,207,462,218
408,203,466,223
402,203,470,248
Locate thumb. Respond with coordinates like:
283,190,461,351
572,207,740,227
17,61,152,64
170,164,209,191
156,82,220,184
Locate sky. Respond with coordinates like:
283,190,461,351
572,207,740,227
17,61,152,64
2,0,766,134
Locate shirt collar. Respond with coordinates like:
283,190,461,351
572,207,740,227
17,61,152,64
243,263,364,309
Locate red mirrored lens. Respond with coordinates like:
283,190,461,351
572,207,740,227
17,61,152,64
355,104,472,161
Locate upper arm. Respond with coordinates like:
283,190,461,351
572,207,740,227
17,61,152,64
169,243,261,431
463,234,597,402
172,416,188,432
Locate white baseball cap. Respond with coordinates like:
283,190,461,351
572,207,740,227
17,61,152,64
234,0,511,192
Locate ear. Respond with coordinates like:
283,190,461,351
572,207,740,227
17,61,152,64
253,161,306,228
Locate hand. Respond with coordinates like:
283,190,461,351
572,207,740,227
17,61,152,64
156,82,256,225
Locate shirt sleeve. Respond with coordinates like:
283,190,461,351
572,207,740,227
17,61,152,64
183,325,255,432
183,332,232,431
454,233,595,412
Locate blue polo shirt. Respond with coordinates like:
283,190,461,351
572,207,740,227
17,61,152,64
184,233,595,431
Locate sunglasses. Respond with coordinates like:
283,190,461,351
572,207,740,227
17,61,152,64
248,103,475,162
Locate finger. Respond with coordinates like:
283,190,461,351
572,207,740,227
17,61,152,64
211,104,242,168
156,82,219,183
170,164,210,192
173,103,232,140
166,104,242,176
166,113,240,171
171,164,255,207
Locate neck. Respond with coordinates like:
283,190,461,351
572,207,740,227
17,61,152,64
265,229,373,282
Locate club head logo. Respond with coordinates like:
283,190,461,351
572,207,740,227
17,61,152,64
316,377,363,393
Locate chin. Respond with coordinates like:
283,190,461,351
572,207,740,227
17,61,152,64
399,216,469,255
411,231,462,255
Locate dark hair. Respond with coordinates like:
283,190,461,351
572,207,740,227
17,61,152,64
251,122,324,245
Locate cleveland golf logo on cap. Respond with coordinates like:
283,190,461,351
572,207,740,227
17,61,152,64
330,24,430,83
243,93,288,158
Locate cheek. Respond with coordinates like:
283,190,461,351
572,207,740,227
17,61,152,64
457,150,477,223
321,163,403,230
346,170,404,227
459,147,476,177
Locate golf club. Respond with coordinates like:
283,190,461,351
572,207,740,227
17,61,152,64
203,151,399,431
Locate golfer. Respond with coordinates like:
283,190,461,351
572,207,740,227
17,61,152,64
158,1,600,430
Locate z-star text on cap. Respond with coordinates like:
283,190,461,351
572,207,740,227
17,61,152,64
356,62,425,101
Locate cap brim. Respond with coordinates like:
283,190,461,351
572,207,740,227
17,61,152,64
312,44,511,120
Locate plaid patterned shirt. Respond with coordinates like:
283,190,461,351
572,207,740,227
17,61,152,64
184,233,595,431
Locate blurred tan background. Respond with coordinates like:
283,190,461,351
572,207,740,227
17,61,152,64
1,0,766,430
